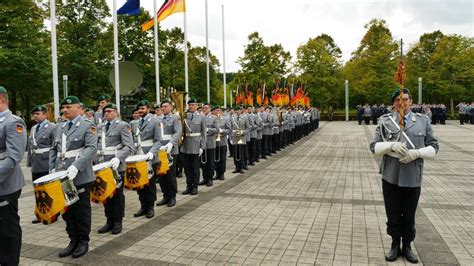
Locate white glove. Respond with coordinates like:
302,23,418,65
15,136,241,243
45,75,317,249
219,128,223,133
391,142,409,156
110,157,120,170
165,143,173,153
399,146,436,164
399,149,421,164
67,165,78,180
50,169,56,174
199,148,203,156
146,152,154,161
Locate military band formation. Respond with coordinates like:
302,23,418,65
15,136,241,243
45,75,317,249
0,86,320,264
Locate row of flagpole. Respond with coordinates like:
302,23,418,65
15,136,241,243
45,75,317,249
49,0,226,119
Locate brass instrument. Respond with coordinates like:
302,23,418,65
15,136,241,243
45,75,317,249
231,116,244,162
171,91,186,145
214,114,222,163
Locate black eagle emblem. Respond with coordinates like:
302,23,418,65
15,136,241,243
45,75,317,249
91,176,108,196
35,190,53,214
126,167,141,184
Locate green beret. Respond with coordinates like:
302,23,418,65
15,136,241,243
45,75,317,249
30,105,47,113
85,108,95,113
233,105,242,110
60,96,81,107
97,94,111,102
188,98,197,104
0,86,7,94
103,103,117,110
391,88,410,103
136,99,150,108
154,103,161,109
211,105,219,111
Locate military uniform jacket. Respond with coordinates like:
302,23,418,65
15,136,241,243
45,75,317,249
282,112,289,131
0,110,27,197
261,112,272,136
248,113,258,139
27,121,56,174
96,119,134,172
203,113,218,149
49,116,98,187
272,113,280,134
216,115,231,147
157,113,182,155
370,112,439,188
255,112,264,140
180,111,207,155
229,114,250,145
131,114,162,164
94,110,103,125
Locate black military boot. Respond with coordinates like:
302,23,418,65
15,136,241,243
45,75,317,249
182,187,192,195
112,221,122,235
385,238,401,262
167,197,176,207
71,241,89,258
207,180,213,187
58,241,78,257
156,197,169,206
146,208,155,219
219,174,225,181
190,187,198,195
98,220,113,234
133,208,147,217
402,241,419,264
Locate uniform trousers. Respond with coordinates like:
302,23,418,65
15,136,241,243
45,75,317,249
137,164,157,210
382,180,421,243
200,148,215,183
104,173,125,222
63,183,92,244
183,153,200,189
158,155,178,200
214,145,227,176
0,190,22,266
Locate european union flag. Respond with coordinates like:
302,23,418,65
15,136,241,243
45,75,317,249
117,0,140,16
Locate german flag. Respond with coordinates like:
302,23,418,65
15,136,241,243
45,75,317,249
142,0,186,31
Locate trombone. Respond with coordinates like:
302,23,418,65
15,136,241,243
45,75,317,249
200,148,207,164
232,116,244,161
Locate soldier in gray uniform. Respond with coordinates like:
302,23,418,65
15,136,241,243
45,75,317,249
230,106,250,174
96,103,134,235
49,96,98,258
130,100,162,219
27,105,57,224
255,106,264,162
261,106,271,158
155,100,181,207
370,88,439,263
94,94,110,125
246,106,258,166
0,87,27,266
180,98,206,195
199,103,218,187
212,106,231,180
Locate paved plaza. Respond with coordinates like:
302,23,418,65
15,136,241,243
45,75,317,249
19,121,473,265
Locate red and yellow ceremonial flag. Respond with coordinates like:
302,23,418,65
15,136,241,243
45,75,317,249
142,0,186,31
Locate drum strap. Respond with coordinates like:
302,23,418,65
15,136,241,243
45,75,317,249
162,134,172,141
33,147,51,154
61,148,84,159
97,144,124,156
186,133,201,137
0,151,5,160
141,139,154,147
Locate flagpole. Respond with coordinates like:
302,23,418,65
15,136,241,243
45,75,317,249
184,10,189,109
221,5,226,108
154,0,160,104
205,0,210,103
50,0,59,119
113,0,121,113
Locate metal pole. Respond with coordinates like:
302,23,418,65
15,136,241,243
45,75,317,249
418,77,422,104
63,75,68,98
205,0,210,103
50,0,59,119
345,80,349,122
154,0,160,104
184,12,189,110
222,5,227,108
230,90,233,107
113,0,121,113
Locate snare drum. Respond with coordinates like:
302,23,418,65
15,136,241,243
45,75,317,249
124,154,153,190
156,150,170,176
91,161,119,203
33,171,79,224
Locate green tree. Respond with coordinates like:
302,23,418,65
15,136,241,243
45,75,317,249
56,1,112,106
343,19,398,105
296,34,343,109
0,2,50,115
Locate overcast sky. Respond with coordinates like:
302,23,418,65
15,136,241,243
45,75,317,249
109,0,473,72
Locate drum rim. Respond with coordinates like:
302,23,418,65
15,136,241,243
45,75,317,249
125,154,148,163
34,171,68,186
93,161,113,171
